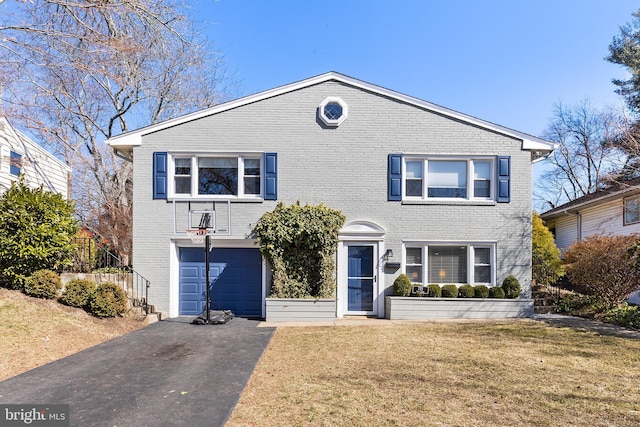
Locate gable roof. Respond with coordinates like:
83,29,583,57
540,176,640,219
106,71,556,159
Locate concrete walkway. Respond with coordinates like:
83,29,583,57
533,313,640,339
0,317,275,427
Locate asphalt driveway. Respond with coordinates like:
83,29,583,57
0,317,275,427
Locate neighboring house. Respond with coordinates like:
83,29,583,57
539,176,640,253
0,117,71,199
107,72,555,319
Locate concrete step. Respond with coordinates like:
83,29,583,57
144,312,167,324
534,305,558,314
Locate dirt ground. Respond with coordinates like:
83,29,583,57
0,288,146,382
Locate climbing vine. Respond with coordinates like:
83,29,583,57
252,202,346,298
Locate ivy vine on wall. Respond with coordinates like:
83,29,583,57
252,201,346,298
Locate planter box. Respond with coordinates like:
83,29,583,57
385,297,534,320
266,298,336,322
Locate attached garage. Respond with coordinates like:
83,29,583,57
178,247,263,317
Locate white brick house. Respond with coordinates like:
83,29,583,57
107,72,554,319
0,117,70,198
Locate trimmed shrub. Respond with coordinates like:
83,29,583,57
473,285,489,298
23,270,62,299
392,274,412,296
489,287,505,299
427,284,441,298
60,279,96,308
441,284,458,298
2,274,28,291
564,234,640,307
87,282,128,318
458,284,475,298
502,275,521,299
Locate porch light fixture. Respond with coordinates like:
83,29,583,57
384,249,393,261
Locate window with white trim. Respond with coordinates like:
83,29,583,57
624,195,640,225
403,157,494,201
405,247,423,283
170,155,262,198
404,243,495,286
319,97,348,127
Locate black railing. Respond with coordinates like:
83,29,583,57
66,237,151,315
545,283,562,300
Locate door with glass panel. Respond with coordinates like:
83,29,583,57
346,244,377,314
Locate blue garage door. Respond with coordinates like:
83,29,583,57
179,247,262,317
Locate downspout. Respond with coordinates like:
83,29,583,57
114,148,133,163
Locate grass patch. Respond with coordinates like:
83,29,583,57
227,322,640,427
0,288,145,381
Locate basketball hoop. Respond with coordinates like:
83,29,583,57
186,228,208,244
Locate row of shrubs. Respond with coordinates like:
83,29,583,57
19,269,128,318
393,274,522,299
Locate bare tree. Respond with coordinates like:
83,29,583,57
605,108,640,182
0,0,229,263
535,100,622,211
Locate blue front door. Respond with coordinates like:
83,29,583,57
179,247,262,317
347,245,375,312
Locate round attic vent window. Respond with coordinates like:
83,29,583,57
319,97,348,126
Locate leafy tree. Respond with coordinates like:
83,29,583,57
532,213,564,285
0,0,230,263
564,234,639,307
0,179,78,288
252,202,346,298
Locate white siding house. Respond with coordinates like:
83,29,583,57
540,177,640,253
0,117,71,198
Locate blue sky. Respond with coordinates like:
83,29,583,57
196,0,636,140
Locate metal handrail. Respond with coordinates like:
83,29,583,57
67,237,151,314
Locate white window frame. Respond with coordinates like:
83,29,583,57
402,156,495,202
403,242,496,286
319,96,348,127
168,153,264,199
624,194,640,226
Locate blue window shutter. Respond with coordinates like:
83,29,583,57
264,152,277,200
497,156,510,203
153,152,168,200
388,154,402,201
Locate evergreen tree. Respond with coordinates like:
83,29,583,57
0,179,78,288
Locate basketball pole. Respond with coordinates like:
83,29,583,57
204,232,211,324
